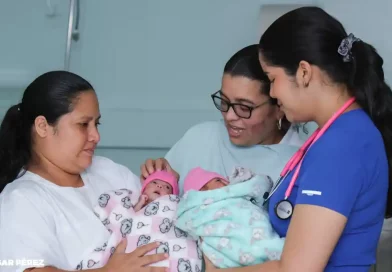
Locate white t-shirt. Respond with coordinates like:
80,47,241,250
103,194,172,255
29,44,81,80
165,120,314,195
0,156,141,272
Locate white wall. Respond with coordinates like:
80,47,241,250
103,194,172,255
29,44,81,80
0,0,391,174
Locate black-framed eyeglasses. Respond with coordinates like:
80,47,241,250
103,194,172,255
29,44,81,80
210,90,270,119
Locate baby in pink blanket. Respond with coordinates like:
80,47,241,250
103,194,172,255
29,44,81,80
76,171,202,272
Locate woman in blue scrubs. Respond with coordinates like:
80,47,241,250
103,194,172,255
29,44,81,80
203,6,392,272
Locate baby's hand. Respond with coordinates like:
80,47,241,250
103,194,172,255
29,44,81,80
134,195,148,212
140,194,148,203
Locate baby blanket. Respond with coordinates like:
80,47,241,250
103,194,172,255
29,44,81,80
175,175,284,268
76,189,202,272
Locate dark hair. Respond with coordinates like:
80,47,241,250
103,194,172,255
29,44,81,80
223,44,291,132
0,71,94,192
259,7,392,218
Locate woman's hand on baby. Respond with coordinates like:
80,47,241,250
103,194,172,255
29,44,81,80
140,158,179,182
104,239,168,272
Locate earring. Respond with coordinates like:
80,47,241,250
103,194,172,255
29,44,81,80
277,118,282,130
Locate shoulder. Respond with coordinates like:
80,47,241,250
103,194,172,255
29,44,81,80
89,155,125,170
305,110,387,182
166,121,222,158
87,156,134,177
0,174,50,225
86,156,141,192
296,110,388,215
181,121,221,140
310,110,385,158
1,172,47,201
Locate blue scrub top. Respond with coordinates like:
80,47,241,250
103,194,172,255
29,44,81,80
269,109,388,271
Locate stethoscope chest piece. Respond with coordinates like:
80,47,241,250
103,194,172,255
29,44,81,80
275,199,293,220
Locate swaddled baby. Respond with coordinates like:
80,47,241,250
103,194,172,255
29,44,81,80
76,171,202,272
175,167,284,268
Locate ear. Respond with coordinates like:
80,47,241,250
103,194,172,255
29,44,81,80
296,60,313,88
34,116,50,138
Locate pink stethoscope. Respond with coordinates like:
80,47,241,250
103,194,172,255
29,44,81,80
263,97,356,220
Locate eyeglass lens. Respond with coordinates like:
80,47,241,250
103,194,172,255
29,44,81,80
212,96,252,118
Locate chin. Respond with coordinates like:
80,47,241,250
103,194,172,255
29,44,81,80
282,110,295,123
229,136,251,147
78,156,93,170
285,115,296,123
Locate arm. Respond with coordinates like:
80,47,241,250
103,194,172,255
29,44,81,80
133,194,148,212
27,241,169,272
0,190,66,272
205,204,346,272
207,138,365,272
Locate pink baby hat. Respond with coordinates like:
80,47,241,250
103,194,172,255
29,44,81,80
141,170,179,195
183,167,227,193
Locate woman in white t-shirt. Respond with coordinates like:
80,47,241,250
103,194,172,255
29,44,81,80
0,71,168,272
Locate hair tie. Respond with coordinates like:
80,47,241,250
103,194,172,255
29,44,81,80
337,33,361,63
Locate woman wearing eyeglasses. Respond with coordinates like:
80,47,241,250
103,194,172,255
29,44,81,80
140,44,314,194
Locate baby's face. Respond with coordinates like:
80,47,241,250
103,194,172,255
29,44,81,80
144,179,173,201
200,177,228,191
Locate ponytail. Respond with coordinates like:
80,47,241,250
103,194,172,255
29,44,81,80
0,104,31,192
0,71,94,193
350,41,392,218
